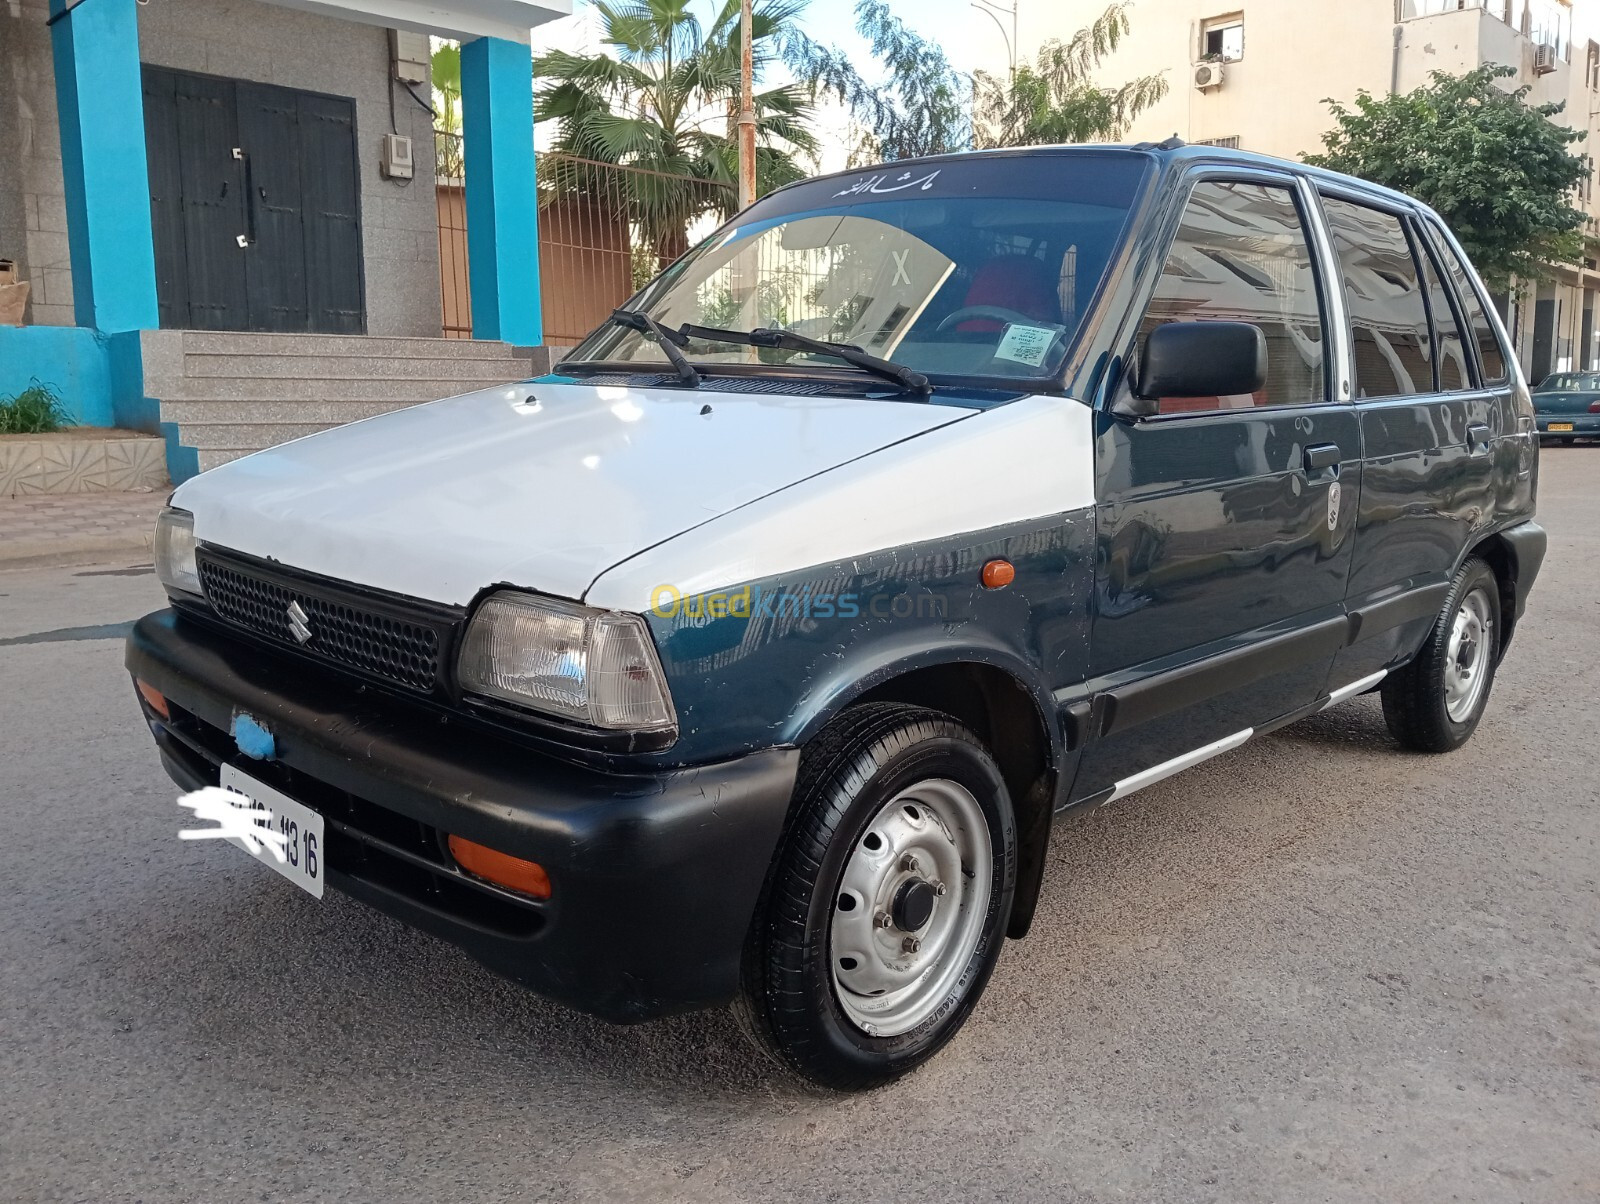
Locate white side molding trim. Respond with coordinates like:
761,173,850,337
1321,669,1388,710
1106,728,1254,804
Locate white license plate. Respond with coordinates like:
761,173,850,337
219,764,325,899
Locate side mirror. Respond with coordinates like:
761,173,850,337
1123,321,1268,414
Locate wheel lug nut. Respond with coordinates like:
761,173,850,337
900,853,920,873
934,881,947,896
901,936,921,954
875,910,893,929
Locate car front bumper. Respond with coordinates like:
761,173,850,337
126,609,799,1023
1536,413,1600,436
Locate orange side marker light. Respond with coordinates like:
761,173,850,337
981,559,1016,590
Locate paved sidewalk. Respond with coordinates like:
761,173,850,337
0,490,166,567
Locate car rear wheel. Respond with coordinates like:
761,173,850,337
735,703,1016,1091
1381,556,1501,753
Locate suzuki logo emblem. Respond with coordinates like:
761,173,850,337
286,600,313,644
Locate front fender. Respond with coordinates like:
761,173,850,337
784,633,1065,760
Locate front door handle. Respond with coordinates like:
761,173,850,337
1303,443,1341,475
1467,423,1492,454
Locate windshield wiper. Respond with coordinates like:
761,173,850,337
678,322,931,396
609,308,701,388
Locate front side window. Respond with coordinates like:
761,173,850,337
568,154,1151,387
1321,197,1432,399
1138,179,1325,413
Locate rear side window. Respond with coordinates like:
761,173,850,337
1414,233,1471,391
1321,197,1432,398
1139,180,1325,413
1426,226,1509,383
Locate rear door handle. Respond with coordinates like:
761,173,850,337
1467,423,1492,454
1303,443,1341,475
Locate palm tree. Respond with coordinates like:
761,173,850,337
972,3,1169,148
534,0,821,259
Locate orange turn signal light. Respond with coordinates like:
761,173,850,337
135,678,170,719
981,559,1016,590
448,834,552,900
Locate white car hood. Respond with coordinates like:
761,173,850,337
176,381,977,606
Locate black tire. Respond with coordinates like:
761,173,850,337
1381,556,1502,753
734,703,1016,1091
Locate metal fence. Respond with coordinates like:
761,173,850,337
434,130,738,345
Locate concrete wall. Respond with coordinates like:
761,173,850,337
0,0,76,327
0,0,443,336
979,1,1600,200
0,327,114,425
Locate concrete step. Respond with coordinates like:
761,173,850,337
179,423,340,450
176,331,540,359
179,352,535,381
155,375,524,403
160,399,419,425
0,431,169,497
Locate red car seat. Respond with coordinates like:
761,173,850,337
954,255,1062,332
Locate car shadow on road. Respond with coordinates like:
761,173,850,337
76,698,1412,1111
1264,694,1399,751
77,857,811,1110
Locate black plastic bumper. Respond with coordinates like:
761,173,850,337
126,609,799,1022
1500,518,1547,621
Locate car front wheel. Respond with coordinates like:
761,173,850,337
735,703,1016,1091
1381,556,1502,752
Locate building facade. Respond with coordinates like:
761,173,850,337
975,0,1600,379
0,0,566,481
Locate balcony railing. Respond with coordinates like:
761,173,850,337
1398,0,1572,60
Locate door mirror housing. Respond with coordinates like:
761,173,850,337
1127,321,1268,413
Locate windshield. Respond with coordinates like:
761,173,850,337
1536,372,1600,391
567,152,1151,384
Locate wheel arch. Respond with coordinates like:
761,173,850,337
792,653,1063,942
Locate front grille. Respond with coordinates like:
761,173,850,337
197,550,455,694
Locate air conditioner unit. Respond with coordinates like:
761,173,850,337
1194,61,1226,91
1534,42,1558,75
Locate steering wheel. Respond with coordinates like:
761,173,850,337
935,305,1045,333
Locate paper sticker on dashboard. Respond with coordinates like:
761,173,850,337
994,323,1056,367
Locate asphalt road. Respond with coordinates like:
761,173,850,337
3,450,1598,1204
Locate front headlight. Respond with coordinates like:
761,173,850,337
457,592,676,732
154,507,202,596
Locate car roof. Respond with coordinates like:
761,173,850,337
783,142,1441,224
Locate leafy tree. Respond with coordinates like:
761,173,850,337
431,41,464,177
1305,64,1588,291
800,1,1163,162
797,0,969,162
971,3,1168,148
432,41,463,133
534,0,820,239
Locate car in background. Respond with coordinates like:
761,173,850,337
1532,371,1600,443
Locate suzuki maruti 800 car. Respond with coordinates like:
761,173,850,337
128,144,1545,1089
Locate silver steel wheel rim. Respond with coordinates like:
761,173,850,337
828,779,992,1038
1444,586,1493,723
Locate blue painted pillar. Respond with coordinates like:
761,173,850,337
461,36,542,346
49,0,159,334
